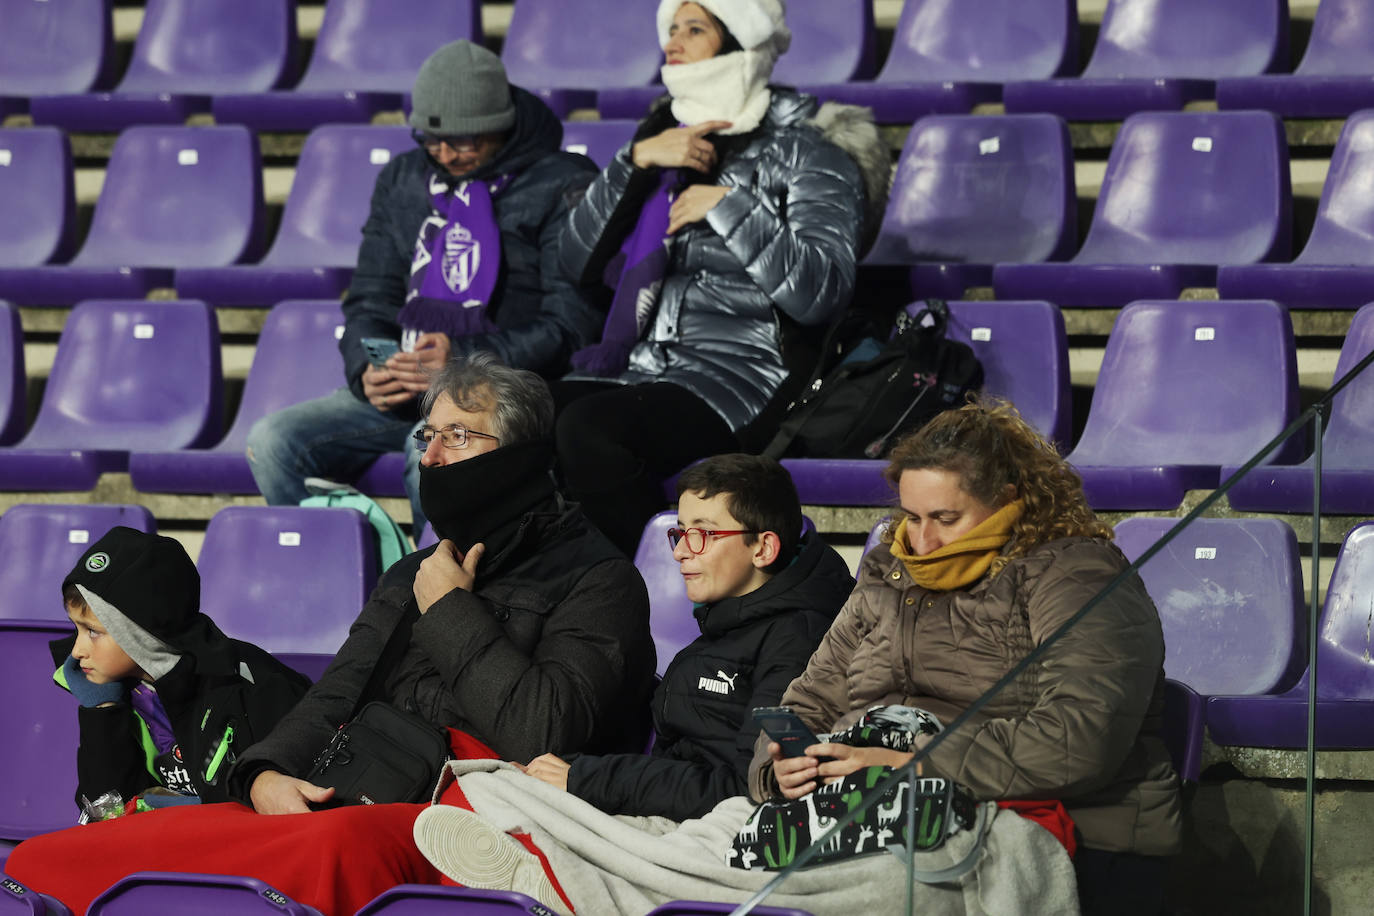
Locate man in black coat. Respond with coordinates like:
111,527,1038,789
522,453,854,821
234,353,657,814
247,39,604,533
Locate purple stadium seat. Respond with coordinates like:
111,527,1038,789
863,114,1075,301
0,504,156,622
87,872,322,916
560,119,638,169
994,111,1292,307
1004,0,1288,119
197,506,377,658
861,516,893,560
0,303,23,445
1207,521,1374,748
1065,300,1300,510
129,300,345,494
0,126,265,307
176,126,413,306
1220,302,1374,514
1161,679,1205,783
0,620,82,840
790,0,1076,125
648,903,816,916
1114,517,1306,699
1218,0,1374,118
356,884,557,914
0,300,223,491
635,511,698,676
1217,110,1374,310
0,128,76,268
0,0,115,117
501,0,660,118
782,300,1071,507
0,873,72,916
211,0,479,131
29,0,296,131
415,523,438,550
352,452,410,498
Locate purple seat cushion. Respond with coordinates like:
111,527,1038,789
780,458,892,508
88,872,321,915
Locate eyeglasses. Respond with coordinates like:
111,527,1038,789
666,526,757,555
412,424,501,452
412,129,484,154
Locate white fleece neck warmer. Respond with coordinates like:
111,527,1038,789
661,48,775,135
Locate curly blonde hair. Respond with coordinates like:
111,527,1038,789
881,396,1112,570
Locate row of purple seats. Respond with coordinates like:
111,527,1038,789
0,120,635,307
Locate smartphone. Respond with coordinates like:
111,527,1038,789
753,706,822,758
361,336,401,367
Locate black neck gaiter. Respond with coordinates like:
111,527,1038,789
418,438,558,554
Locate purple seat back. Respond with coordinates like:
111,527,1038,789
560,119,637,169
1075,111,1291,267
1069,300,1299,469
415,523,438,550
297,0,480,93
940,301,1072,448
0,873,72,915
0,303,23,445
218,301,347,452
115,0,296,94
263,126,412,267
1323,302,1374,465
773,0,876,85
1292,0,1374,76
1293,111,1374,265
502,0,659,91
356,884,558,914
88,872,321,916
198,506,376,656
1114,517,1305,696
1310,522,1374,699
878,0,1076,83
1083,0,1287,79
0,0,114,96
18,300,222,453
866,114,1074,266
634,511,696,677
72,126,264,269
0,128,76,267
0,504,156,622
0,621,81,839
861,517,894,560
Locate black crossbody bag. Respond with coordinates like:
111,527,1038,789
305,601,450,806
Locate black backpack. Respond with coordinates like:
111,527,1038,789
763,301,984,461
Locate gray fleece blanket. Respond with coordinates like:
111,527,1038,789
432,761,1079,916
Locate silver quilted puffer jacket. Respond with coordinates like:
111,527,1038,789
559,89,887,433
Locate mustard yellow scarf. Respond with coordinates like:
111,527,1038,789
889,500,1025,591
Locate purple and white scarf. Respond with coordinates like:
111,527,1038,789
570,169,678,376
398,173,514,349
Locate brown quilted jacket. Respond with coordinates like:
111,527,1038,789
748,535,1182,856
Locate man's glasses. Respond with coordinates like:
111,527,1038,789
412,424,501,452
412,129,484,154
666,526,757,555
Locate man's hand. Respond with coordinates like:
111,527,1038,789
414,539,484,612
362,363,413,412
386,332,452,395
523,753,571,792
249,769,335,815
667,185,731,235
632,121,733,173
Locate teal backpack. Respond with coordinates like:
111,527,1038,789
300,478,413,574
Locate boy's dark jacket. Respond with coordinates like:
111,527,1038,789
566,528,855,821
51,528,310,807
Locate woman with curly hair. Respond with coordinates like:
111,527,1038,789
748,397,1182,916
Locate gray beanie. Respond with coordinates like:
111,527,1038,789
409,39,516,136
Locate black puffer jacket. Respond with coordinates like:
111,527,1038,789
341,87,603,409
566,530,854,821
228,497,657,800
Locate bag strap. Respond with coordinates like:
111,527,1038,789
345,599,422,722
888,797,993,885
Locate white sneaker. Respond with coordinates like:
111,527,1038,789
413,805,567,913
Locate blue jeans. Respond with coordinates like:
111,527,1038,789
246,387,427,532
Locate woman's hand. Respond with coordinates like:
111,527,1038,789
522,753,572,792
632,121,733,172
812,743,919,786
667,185,731,235
249,769,335,815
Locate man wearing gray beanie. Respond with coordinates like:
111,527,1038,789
247,39,601,535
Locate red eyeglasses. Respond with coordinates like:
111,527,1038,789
666,526,757,555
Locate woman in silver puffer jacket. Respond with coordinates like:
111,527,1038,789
555,0,890,555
